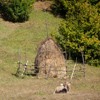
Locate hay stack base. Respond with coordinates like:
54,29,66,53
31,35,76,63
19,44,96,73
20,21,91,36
34,38,66,78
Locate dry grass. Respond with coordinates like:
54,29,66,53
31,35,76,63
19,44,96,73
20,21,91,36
34,38,66,78
0,64,100,100
34,1,52,11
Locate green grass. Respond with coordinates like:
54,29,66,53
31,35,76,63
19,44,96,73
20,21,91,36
0,10,61,79
0,9,100,100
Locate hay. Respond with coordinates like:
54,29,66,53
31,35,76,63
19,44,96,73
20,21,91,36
34,38,66,78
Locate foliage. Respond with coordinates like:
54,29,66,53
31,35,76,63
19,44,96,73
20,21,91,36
96,2,100,13
89,0,100,5
0,0,35,22
36,0,53,1
51,0,69,17
52,1,100,66
52,0,100,17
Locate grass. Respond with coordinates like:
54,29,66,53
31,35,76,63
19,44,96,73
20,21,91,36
0,9,61,77
0,7,100,100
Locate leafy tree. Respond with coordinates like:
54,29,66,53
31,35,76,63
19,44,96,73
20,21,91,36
52,1,100,66
52,0,100,16
52,0,84,17
0,0,35,22
89,0,100,5
51,0,69,17
96,1,100,13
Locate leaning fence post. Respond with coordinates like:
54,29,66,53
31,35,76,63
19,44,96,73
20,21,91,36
16,49,21,75
70,58,77,82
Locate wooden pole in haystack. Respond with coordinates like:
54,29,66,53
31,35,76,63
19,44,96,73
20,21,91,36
44,8,49,39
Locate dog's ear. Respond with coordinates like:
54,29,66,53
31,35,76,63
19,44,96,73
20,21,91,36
63,82,66,87
66,82,71,86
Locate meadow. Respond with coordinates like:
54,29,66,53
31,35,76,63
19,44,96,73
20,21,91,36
0,3,100,100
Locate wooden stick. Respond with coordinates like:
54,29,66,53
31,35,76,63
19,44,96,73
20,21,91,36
81,51,86,77
21,60,28,77
70,63,77,81
16,49,21,75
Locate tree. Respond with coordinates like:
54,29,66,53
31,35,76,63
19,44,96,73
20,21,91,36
0,0,35,22
52,1,100,66
89,0,100,5
51,0,69,17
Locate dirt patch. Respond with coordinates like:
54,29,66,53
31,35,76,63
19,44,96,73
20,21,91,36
34,1,52,11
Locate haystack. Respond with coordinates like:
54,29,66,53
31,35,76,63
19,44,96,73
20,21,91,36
34,38,66,78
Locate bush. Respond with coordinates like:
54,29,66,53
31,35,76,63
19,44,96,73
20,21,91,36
52,1,100,66
51,0,69,17
52,0,100,17
0,0,35,22
89,0,100,5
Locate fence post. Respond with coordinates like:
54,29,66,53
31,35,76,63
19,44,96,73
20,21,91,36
81,51,86,78
70,58,77,82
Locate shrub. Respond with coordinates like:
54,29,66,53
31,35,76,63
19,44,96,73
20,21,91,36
52,1,100,66
89,0,100,5
51,0,69,17
52,0,100,17
0,0,35,22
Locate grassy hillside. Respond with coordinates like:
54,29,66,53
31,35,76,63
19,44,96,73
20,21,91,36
0,3,100,100
0,9,61,80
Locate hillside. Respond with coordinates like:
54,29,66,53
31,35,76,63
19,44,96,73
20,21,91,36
0,5,61,76
0,1,100,100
